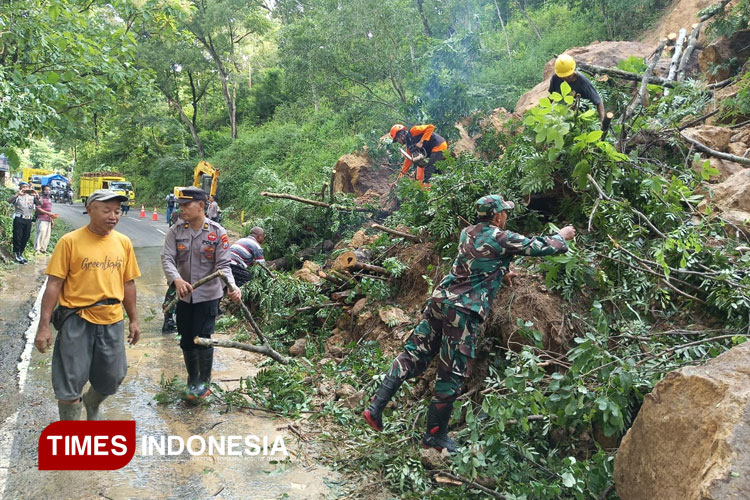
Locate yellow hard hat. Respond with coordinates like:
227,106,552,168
554,54,576,78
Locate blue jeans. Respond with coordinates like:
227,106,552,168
166,206,174,225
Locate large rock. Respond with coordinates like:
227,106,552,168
515,41,670,116
693,157,745,183
683,125,734,152
331,154,390,197
614,342,750,500
699,29,750,83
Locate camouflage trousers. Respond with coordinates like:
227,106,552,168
163,284,177,318
387,301,479,403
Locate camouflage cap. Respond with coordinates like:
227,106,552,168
475,194,515,217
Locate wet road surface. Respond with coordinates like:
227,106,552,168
0,210,336,499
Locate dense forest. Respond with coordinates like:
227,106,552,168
3,0,750,498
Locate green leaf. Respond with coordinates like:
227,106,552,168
561,472,576,487
586,130,603,143
47,71,60,84
560,81,572,97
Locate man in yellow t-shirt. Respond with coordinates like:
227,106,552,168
35,189,142,421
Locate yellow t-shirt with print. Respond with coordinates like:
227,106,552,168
46,226,141,325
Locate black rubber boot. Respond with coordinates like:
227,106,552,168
194,347,214,400
182,349,201,399
161,315,177,334
421,400,459,453
361,374,404,432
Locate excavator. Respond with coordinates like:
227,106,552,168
174,161,220,200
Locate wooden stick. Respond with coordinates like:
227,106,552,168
429,471,508,499
260,191,375,213
600,112,614,141
194,336,288,364
678,131,750,166
294,302,344,313
216,273,275,349
678,108,720,130
353,261,390,275
576,62,676,88
162,270,222,313
371,223,424,243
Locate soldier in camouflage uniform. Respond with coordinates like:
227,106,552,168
362,194,576,452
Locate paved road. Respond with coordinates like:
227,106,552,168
54,203,169,248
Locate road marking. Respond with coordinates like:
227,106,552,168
0,277,46,495
156,229,166,235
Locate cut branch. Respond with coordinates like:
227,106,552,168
371,223,424,243
587,175,666,238
194,336,287,364
677,22,703,81
621,39,668,125
260,192,377,213
678,131,750,166
577,62,676,88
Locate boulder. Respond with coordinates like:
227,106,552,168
515,41,670,116
289,338,307,357
293,260,322,284
614,342,750,500
699,29,750,83
727,142,749,157
705,169,750,213
378,306,410,327
693,157,745,183
350,229,377,248
731,127,750,145
331,154,390,197
453,117,479,155
683,125,734,152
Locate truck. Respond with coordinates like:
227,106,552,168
173,161,220,201
23,168,54,190
79,172,136,206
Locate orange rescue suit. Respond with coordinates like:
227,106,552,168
398,124,448,185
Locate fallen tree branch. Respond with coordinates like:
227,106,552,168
194,336,288,364
588,174,667,238
665,28,687,87
294,302,344,313
621,38,668,126
634,333,740,367
370,223,424,243
429,471,508,499
353,261,390,275
260,191,376,213
678,108,720,130
677,19,707,81
678,131,750,166
576,62,676,88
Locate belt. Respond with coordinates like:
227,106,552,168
14,214,32,220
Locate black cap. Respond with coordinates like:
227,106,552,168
176,187,208,204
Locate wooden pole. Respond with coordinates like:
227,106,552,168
162,270,222,313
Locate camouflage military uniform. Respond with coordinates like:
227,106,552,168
388,221,569,402
364,194,572,453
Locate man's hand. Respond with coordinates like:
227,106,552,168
416,140,424,148
503,271,519,287
35,324,53,353
127,321,141,345
559,225,576,241
227,288,241,302
174,278,193,298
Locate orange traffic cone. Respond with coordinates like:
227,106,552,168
139,204,146,218
152,207,158,221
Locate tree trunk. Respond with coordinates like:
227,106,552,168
514,0,541,41
168,98,206,160
492,0,512,61
414,0,432,37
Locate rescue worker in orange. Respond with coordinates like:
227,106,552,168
390,124,448,187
